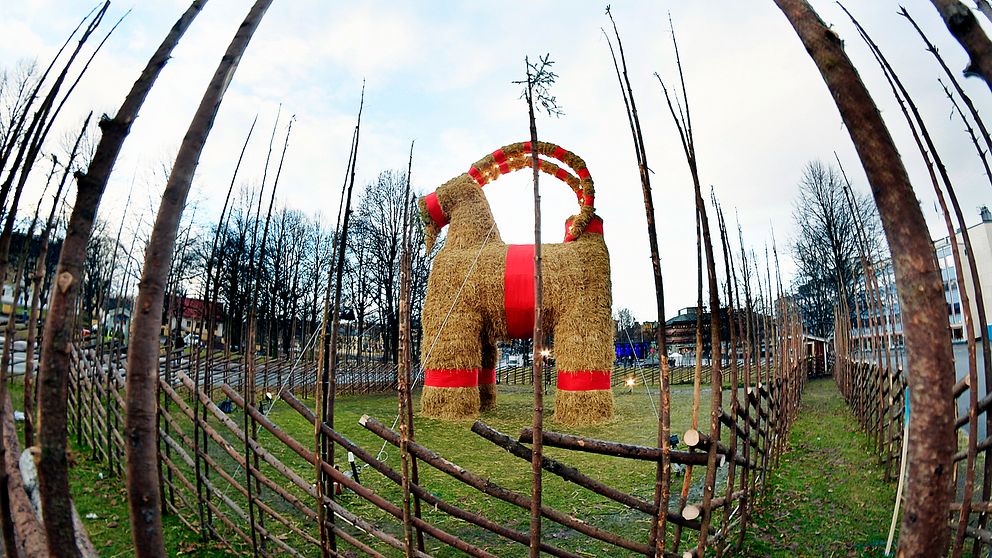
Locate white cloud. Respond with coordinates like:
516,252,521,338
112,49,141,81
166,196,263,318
3,0,991,323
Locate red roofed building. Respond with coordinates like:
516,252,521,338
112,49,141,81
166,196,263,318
166,296,225,342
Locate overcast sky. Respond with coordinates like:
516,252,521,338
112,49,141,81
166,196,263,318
3,1,992,322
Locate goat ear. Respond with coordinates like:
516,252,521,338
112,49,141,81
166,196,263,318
417,196,431,225
418,196,440,253
421,192,449,229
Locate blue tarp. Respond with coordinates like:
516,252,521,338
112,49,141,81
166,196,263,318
616,341,651,360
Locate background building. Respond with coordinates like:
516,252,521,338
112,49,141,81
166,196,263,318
956,207,992,340
853,207,992,345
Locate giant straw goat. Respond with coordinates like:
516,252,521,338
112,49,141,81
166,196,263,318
417,141,615,426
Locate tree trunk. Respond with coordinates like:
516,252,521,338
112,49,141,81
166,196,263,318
194,114,256,537
36,4,207,556
930,0,992,92
0,159,56,558
319,88,363,556
123,2,270,556
772,1,955,555
978,0,992,23
523,62,544,558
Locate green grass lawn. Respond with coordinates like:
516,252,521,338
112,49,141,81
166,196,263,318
70,450,232,557
740,377,898,557
41,374,898,557
64,379,733,556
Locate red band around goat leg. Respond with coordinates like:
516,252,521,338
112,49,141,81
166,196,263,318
479,368,496,385
557,371,611,391
424,369,478,388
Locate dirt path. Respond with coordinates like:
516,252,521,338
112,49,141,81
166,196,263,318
740,377,898,557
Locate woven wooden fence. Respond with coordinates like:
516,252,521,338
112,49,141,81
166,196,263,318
66,333,807,557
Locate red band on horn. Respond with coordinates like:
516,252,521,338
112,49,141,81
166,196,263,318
492,148,506,164
557,371,611,391
468,166,486,186
552,146,567,161
424,192,448,228
577,168,591,179
424,369,479,388
504,244,536,339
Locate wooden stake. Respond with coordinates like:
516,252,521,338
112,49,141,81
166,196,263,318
124,2,272,556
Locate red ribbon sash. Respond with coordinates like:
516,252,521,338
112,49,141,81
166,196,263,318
504,245,536,339
557,371,611,391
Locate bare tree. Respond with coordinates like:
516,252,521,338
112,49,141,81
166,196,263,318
517,52,562,558
345,217,375,362
300,215,331,360
791,160,880,336
603,8,673,551
269,207,308,356
358,169,408,364
35,4,208,553
0,61,39,163
216,192,254,348
340,183,437,365
613,307,637,339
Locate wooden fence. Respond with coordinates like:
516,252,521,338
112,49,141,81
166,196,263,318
836,344,992,555
66,340,807,557
833,357,907,483
499,363,753,389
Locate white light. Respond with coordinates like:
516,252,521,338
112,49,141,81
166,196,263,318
541,349,551,358
625,378,636,387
